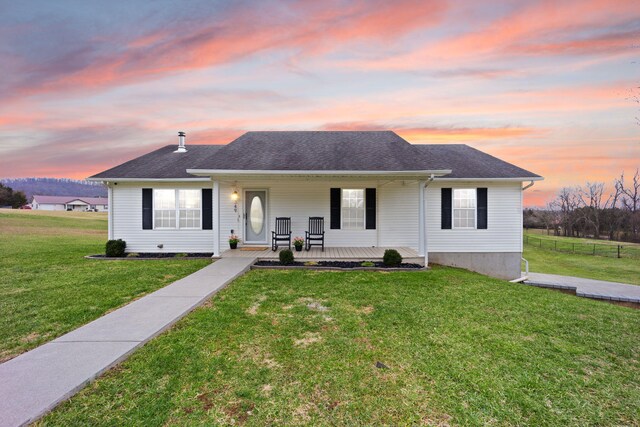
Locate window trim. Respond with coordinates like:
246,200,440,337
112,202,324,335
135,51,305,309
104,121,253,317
341,188,366,230
152,189,203,230
451,188,477,230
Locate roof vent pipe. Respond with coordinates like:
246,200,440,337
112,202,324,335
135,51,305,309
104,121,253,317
175,131,187,153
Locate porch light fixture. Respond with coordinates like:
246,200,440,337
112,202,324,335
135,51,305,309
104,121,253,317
232,190,239,213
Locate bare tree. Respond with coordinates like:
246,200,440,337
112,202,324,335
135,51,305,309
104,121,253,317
617,169,640,240
577,182,613,238
551,187,581,237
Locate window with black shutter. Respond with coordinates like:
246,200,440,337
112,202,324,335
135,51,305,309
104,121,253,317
441,188,452,229
330,188,341,229
142,188,153,230
477,188,487,229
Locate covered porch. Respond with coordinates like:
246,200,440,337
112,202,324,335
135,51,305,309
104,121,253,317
218,246,423,265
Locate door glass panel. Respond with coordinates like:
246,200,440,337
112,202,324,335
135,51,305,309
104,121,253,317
250,196,264,234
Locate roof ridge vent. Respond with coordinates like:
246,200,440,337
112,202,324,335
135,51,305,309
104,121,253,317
175,131,187,153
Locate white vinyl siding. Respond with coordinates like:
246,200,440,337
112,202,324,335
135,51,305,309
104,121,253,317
218,179,421,255
109,178,522,256
378,180,420,249
426,181,522,252
111,182,214,253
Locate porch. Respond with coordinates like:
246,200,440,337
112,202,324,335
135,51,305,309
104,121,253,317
218,246,423,265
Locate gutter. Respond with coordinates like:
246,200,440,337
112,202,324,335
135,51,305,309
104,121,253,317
423,173,435,188
86,177,212,182
510,180,536,283
434,177,544,182
185,169,452,177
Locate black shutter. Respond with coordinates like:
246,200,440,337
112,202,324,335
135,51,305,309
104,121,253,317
365,188,376,230
477,188,488,229
441,188,452,229
330,188,341,229
202,189,213,230
142,188,153,230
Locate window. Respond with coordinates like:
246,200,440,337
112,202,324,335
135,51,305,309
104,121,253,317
153,189,201,229
453,189,476,229
342,189,365,229
154,189,176,229
178,189,201,229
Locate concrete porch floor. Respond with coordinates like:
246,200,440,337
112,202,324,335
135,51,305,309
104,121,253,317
218,246,424,265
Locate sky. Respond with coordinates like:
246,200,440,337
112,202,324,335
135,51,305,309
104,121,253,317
0,0,638,207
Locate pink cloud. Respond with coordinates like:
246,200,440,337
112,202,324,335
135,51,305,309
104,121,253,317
6,0,447,100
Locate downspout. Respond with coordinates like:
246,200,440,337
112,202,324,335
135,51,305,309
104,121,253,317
420,174,435,266
511,180,535,282
107,183,114,240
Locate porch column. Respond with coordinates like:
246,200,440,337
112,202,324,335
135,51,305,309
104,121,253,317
212,180,220,255
107,184,114,240
418,180,427,264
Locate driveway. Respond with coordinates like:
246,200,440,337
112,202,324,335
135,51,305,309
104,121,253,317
525,272,640,304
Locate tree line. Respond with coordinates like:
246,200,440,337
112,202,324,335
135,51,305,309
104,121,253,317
524,169,640,243
0,183,27,208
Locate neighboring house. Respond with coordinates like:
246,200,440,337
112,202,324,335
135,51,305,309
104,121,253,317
31,195,109,212
89,131,542,279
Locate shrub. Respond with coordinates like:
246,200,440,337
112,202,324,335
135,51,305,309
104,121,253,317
105,239,126,257
382,249,402,267
360,261,375,267
126,252,139,258
279,249,295,265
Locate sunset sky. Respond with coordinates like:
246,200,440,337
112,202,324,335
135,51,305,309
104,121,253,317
0,0,638,206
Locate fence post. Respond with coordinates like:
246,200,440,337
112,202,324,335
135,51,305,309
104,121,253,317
572,243,575,253
593,244,596,255
554,241,557,251
618,245,621,259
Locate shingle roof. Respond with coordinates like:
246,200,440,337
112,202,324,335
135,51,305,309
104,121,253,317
414,144,540,179
190,131,449,171
90,145,224,179
89,131,540,180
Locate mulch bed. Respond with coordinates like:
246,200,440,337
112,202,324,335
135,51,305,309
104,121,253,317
86,253,213,260
253,260,424,271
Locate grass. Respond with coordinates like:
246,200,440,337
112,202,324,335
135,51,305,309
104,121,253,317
522,230,640,285
40,268,639,426
0,210,210,361
524,228,640,247
523,245,640,285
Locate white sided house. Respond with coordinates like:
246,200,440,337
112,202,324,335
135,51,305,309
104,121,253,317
31,195,109,212
89,131,542,280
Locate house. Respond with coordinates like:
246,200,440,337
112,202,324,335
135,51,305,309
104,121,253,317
88,131,542,279
31,195,109,211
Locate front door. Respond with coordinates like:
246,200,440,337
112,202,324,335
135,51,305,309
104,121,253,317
244,190,267,244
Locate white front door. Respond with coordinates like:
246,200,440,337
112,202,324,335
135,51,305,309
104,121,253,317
244,190,267,244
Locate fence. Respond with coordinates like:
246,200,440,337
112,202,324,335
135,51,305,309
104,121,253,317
523,235,640,259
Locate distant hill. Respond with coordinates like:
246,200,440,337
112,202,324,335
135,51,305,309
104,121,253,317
0,178,107,201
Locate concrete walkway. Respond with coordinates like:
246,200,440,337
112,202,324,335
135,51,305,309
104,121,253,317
0,257,255,427
525,272,640,303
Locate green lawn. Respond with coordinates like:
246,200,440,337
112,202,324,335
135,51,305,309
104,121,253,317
522,230,640,285
0,210,209,361
41,268,639,426
524,228,640,247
